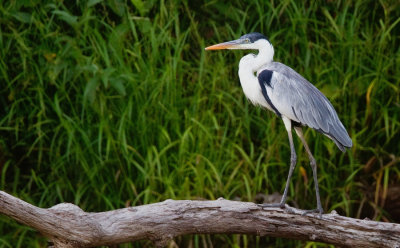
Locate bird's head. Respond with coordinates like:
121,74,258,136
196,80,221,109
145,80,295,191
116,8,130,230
205,32,271,51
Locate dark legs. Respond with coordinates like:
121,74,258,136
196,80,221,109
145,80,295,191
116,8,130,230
259,117,323,216
294,126,323,215
260,117,296,209
278,121,297,207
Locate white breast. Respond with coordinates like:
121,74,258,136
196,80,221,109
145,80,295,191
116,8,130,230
238,55,273,111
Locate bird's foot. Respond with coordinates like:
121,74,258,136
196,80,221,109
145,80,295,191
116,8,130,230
301,208,324,218
258,203,285,209
258,203,295,214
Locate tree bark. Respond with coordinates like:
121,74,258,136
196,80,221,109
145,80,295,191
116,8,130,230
0,190,399,247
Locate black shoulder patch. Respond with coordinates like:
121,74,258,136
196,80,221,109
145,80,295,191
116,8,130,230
258,70,281,118
258,70,273,88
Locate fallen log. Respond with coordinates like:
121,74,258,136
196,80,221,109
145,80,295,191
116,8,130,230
1,191,399,247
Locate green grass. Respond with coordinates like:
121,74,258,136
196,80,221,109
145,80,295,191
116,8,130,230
0,0,399,247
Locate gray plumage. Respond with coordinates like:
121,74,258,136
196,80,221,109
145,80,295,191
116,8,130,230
258,62,352,152
205,32,353,215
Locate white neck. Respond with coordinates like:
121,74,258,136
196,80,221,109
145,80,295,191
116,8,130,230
239,39,274,71
237,39,275,107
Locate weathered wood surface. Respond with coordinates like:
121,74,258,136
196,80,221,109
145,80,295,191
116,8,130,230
1,190,399,247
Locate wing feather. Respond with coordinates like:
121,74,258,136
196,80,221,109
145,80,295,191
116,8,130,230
258,62,352,150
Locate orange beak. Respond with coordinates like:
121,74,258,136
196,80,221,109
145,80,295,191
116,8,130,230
205,40,241,50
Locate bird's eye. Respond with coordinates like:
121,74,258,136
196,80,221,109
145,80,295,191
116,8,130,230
245,38,250,43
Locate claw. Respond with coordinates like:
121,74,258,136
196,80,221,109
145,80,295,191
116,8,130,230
302,208,324,218
258,203,285,209
259,203,297,214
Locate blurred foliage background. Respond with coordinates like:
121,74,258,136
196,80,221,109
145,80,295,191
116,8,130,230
0,0,399,247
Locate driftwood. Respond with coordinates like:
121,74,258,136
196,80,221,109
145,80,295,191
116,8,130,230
0,191,399,247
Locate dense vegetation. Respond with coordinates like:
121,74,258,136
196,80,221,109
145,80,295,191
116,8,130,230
0,0,399,247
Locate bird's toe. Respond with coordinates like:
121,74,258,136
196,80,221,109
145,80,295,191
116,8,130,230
258,203,285,209
301,208,324,218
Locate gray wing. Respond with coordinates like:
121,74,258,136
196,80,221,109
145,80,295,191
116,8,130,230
258,62,352,151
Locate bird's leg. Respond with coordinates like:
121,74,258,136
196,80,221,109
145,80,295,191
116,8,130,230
279,127,297,207
294,126,324,216
260,117,296,209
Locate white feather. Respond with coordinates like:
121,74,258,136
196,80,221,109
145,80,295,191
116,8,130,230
238,39,274,109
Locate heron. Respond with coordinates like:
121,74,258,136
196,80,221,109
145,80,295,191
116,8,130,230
205,32,352,215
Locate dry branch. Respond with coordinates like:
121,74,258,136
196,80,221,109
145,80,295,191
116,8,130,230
0,190,399,247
